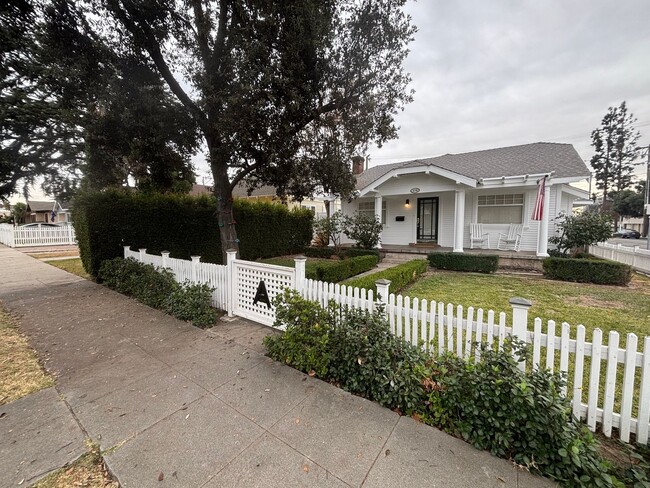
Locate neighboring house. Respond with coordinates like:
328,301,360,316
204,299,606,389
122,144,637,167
341,142,591,256
190,183,339,218
25,200,72,224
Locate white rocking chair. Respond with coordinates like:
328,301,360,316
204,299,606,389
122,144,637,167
497,224,523,252
469,223,490,249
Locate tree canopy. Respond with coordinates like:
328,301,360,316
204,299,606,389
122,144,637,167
0,0,200,202
91,0,416,255
590,102,641,203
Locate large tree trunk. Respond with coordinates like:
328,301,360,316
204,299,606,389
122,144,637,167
209,144,239,262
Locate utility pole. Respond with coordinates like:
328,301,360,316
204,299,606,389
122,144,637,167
644,144,650,249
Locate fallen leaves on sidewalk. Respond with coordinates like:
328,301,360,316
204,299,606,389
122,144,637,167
0,307,53,404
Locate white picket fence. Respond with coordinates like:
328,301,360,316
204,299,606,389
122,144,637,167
124,247,229,311
0,223,76,247
589,242,650,274
122,247,649,445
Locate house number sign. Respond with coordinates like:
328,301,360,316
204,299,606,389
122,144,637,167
410,188,420,193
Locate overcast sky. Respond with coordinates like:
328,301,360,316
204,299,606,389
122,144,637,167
19,0,650,201
194,0,650,187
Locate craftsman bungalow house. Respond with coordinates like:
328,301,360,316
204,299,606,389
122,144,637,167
340,142,591,257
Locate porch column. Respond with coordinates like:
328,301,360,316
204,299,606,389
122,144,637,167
536,183,551,257
453,189,465,253
374,194,383,249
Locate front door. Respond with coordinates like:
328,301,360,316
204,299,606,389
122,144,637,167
417,197,439,242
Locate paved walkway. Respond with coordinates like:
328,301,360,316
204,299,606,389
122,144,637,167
0,245,555,488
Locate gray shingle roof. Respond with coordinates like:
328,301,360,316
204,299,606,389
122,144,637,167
27,200,56,212
356,142,590,190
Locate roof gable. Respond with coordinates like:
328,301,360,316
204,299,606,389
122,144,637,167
357,142,590,191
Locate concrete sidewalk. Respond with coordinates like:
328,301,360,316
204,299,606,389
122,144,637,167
0,245,554,488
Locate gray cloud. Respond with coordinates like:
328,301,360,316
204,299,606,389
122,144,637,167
369,0,650,183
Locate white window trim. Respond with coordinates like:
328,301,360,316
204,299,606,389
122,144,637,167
358,200,387,225
475,192,525,225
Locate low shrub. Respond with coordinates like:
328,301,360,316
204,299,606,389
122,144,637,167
264,290,332,377
327,306,428,413
313,255,378,282
169,283,217,329
342,259,428,293
542,257,632,286
263,291,427,413
304,246,336,259
428,252,498,273
419,340,615,486
98,258,217,328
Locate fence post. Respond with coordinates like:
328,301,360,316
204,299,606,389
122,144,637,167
375,279,391,305
161,251,170,269
123,246,130,259
226,249,237,317
509,297,532,371
67,224,74,244
191,255,201,283
293,255,307,292
138,248,146,263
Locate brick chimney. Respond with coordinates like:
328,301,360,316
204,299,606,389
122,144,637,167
352,155,365,175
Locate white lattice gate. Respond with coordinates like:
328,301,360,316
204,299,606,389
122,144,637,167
230,258,296,326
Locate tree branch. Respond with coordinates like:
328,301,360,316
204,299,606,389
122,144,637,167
115,1,208,130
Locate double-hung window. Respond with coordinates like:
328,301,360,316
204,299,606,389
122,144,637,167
358,201,387,224
477,194,524,224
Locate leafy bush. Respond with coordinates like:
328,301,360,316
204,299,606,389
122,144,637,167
169,283,217,329
98,257,177,310
73,190,313,276
549,212,613,256
313,212,345,255
342,213,383,249
327,306,428,413
343,260,428,293
542,257,632,286
304,246,336,259
264,292,427,413
314,255,378,282
263,290,332,377
98,258,217,328
420,340,615,487
428,252,498,273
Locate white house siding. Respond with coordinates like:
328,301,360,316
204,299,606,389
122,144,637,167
342,176,583,252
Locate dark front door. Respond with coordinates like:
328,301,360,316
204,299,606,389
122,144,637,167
417,197,439,242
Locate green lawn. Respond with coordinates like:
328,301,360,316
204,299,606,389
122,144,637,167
44,258,91,280
404,271,650,339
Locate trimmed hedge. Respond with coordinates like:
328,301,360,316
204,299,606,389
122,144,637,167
342,259,428,293
542,257,632,286
314,255,379,282
304,246,336,259
73,190,313,276
428,252,499,274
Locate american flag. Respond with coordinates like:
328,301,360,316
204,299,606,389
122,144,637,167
532,176,546,221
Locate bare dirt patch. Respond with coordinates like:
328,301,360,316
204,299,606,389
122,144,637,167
0,308,53,404
32,442,119,488
564,295,626,310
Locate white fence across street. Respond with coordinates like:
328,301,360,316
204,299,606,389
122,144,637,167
0,223,77,247
590,242,650,274
125,247,649,445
